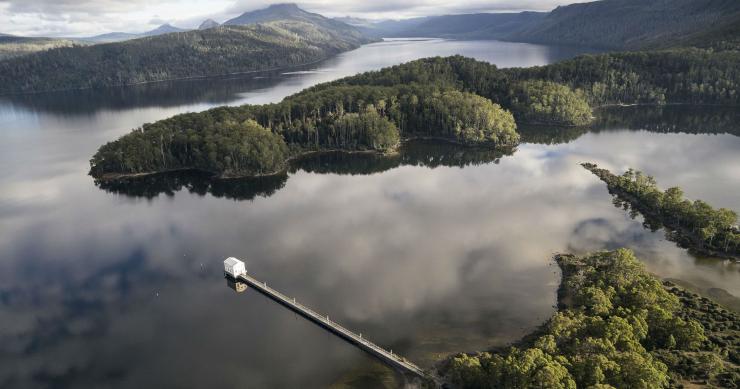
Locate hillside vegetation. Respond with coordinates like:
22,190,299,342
0,35,81,61
367,0,740,51
0,20,369,94
510,0,740,50
443,249,740,388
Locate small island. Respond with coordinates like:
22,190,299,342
582,163,740,259
441,249,740,388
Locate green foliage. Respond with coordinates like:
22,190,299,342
412,90,518,145
90,81,521,178
443,249,717,389
90,119,288,177
333,53,740,110
582,163,740,257
331,109,399,152
509,80,592,125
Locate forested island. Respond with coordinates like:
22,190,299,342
89,84,521,179
442,249,740,388
91,48,740,180
582,163,740,259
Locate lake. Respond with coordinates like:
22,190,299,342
0,39,738,388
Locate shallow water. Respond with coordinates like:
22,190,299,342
0,39,738,388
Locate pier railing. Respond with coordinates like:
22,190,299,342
234,272,429,379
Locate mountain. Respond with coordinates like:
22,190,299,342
677,12,740,50
199,19,220,30
225,3,309,25
223,3,364,40
510,0,740,50
340,12,545,40
83,24,188,43
83,32,139,43
143,24,187,36
332,17,427,38
333,17,375,27
354,0,740,49
387,12,546,39
0,6,372,94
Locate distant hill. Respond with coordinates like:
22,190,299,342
83,24,189,43
354,0,740,50
344,18,427,38
199,19,220,30
510,0,740,50
0,7,371,94
223,3,363,40
387,12,546,39
0,35,82,60
677,12,740,51
143,24,187,36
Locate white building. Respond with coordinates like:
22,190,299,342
224,257,246,278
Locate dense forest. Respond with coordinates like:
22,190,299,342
443,249,740,388
91,50,740,179
89,83,520,178
583,163,740,259
0,20,369,94
327,51,740,107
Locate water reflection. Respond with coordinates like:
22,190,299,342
592,105,740,136
95,171,289,201
521,105,740,145
94,141,511,200
1,39,738,389
94,105,740,202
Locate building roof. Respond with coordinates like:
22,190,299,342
224,257,243,266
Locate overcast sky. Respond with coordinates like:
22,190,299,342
0,0,585,37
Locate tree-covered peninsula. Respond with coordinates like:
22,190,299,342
442,249,740,388
90,49,740,180
583,163,740,259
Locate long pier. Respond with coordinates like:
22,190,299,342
231,271,430,381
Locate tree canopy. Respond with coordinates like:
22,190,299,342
444,249,739,388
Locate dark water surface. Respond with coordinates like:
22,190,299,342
1,39,739,389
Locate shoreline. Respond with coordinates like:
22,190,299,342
582,163,740,261
0,52,347,97
91,137,517,182
436,252,740,387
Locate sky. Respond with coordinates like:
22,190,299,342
0,0,586,38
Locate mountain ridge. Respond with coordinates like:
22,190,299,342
0,4,372,93
199,19,220,30
509,0,740,49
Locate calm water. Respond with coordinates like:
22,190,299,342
1,39,739,389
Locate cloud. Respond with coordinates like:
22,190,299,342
0,0,581,37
